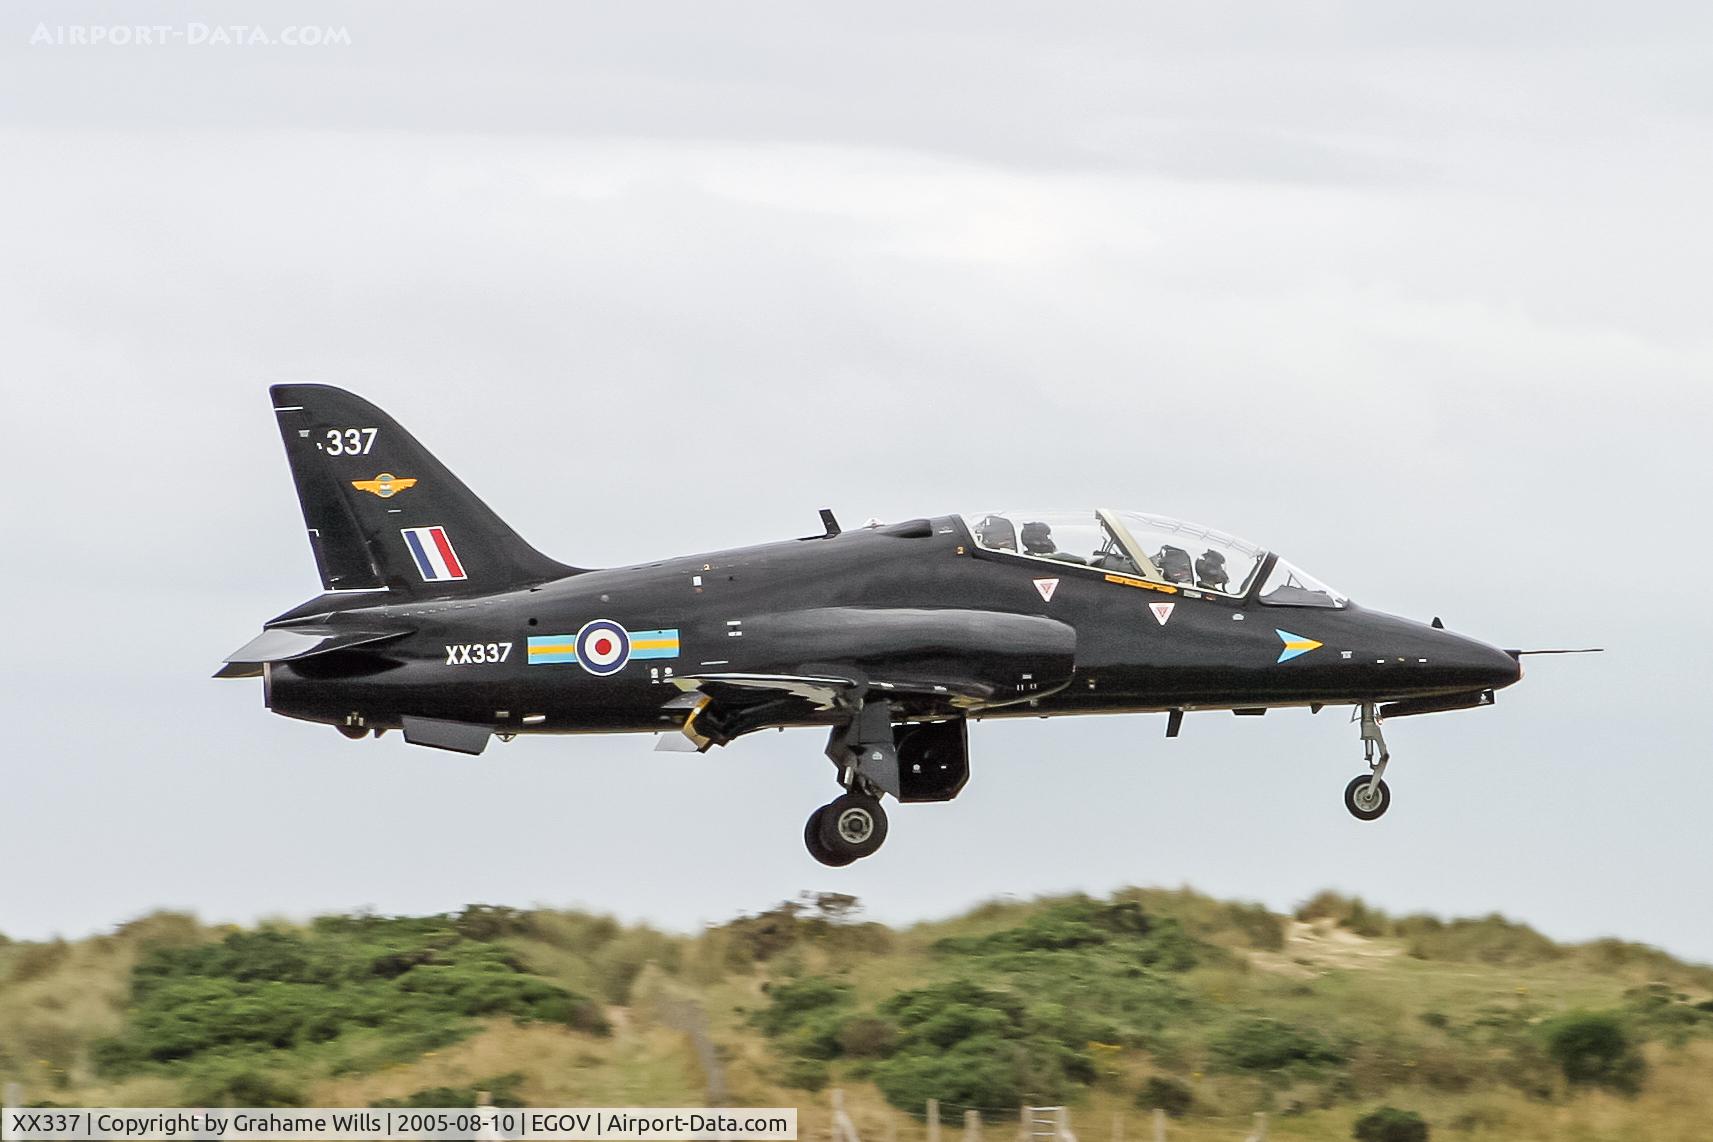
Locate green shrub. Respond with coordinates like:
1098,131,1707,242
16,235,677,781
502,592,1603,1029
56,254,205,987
752,977,852,1037
449,905,537,942
93,914,604,1077
836,1016,900,1059
184,1066,306,1107
1622,983,1713,1045
1351,1106,1428,1142
780,1056,829,1092
1541,1011,1645,1095
872,1035,1042,1112
925,899,1202,1050
934,898,1200,970
1136,1075,1194,1117
869,980,1093,1112
1210,1017,1347,1074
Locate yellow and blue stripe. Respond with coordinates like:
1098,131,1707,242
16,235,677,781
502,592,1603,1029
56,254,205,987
1275,629,1323,664
526,628,680,666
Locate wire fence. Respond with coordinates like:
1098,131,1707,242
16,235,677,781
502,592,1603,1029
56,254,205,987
807,1093,1272,1142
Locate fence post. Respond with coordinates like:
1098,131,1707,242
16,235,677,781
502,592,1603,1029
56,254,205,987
474,1091,501,1142
831,1089,861,1142
1110,1114,1120,1142
1017,1108,1027,1142
1150,1109,1164,1142
1242,1112,1266,1142
964,1110,981,1142
927,1100,940,1142
1054,1107,1074,1142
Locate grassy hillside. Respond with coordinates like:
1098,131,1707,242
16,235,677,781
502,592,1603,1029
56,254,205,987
3,891,1711,1141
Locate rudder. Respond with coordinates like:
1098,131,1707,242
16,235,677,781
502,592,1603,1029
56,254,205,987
269,384,575,595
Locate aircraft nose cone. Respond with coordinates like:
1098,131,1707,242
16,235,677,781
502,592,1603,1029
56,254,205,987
1454,635,1523,692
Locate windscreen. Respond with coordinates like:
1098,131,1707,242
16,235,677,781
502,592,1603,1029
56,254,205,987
1258,558,1348,608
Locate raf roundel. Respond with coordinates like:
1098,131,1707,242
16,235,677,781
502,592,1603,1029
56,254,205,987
575,619,631,676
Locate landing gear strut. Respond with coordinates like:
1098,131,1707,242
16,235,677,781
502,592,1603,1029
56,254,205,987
1343,701,1391,821
805,697,899,866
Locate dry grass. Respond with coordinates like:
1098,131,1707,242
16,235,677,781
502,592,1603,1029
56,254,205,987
3,894,1710,1141
312,1019,701,1107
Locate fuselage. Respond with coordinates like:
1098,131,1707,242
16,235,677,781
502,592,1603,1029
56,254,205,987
262,515,1521,738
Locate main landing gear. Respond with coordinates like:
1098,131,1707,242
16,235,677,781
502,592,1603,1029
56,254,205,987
1343,700,1391,820
801,703,972,866
805,793,889,867
806,697,901,867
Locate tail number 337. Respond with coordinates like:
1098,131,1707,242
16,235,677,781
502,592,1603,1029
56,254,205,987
322,427,378,455
446,642,512,665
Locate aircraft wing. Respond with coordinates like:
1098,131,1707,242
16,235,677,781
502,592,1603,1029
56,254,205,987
214,626,408,678
666,670,1003,751
673,672,865,711
661,606,1076,749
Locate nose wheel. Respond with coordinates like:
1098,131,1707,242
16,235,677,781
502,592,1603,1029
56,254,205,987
1345,701,1392,821
804,792,889,866
1344,773,1391,820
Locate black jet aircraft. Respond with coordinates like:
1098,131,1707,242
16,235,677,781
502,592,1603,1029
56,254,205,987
222,385,1586,866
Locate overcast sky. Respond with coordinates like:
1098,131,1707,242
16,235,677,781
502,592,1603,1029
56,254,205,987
3,3,1711,962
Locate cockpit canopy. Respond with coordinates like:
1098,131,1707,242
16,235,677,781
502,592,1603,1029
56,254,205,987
960,509,1347,607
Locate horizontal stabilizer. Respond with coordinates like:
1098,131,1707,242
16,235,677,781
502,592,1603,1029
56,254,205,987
216,627,407,678
1504,647,1604,657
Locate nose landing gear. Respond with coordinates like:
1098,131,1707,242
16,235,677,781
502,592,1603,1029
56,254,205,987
1343,701,1392,820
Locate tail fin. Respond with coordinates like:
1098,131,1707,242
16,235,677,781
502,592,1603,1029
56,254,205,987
269,384,575,595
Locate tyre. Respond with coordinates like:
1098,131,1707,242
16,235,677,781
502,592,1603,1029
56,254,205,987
818,793,889,861
1344,774,1391,821
804,806,856,867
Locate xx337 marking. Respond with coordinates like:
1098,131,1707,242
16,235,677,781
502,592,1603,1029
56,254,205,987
446,642,512,665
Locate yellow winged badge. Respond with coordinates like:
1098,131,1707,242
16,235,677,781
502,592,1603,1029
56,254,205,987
351,473,417,499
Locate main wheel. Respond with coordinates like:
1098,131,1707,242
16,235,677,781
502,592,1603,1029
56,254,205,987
1344,774,1391,821
818,793,889,861
804,806,857,867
